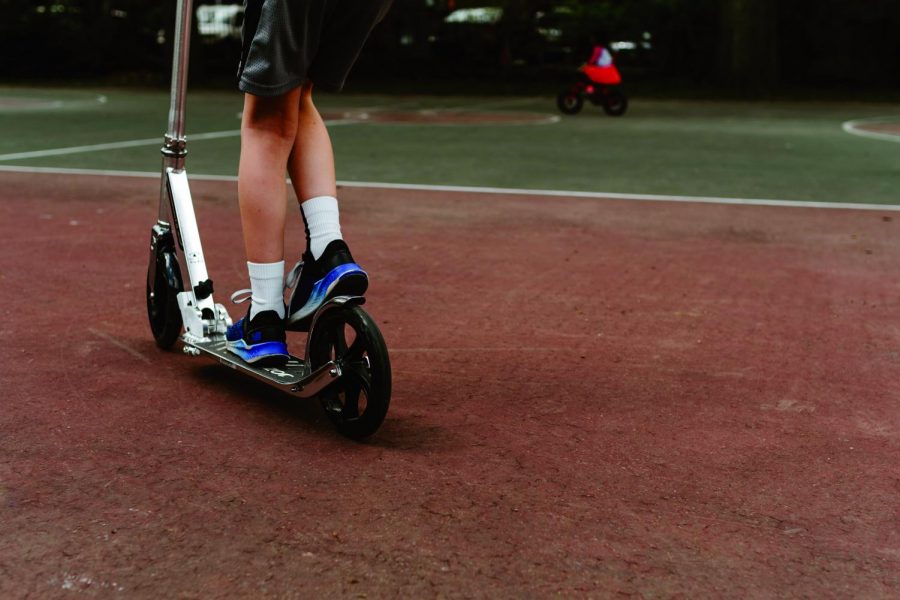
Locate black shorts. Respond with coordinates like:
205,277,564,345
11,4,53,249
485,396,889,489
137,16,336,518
238,0,393,96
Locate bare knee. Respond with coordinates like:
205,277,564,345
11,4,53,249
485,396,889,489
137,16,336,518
242,90,301,144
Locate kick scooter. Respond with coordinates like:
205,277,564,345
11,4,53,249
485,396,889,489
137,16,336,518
145,0,391,439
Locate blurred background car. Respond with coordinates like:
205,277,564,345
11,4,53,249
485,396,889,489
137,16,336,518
196,3,243,42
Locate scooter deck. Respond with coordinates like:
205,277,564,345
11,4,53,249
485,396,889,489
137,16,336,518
183,334,339,397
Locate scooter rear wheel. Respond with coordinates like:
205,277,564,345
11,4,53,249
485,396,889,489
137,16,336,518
308,305,391,440
556,91,584,115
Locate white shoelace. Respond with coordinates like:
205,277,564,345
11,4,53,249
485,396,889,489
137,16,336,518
284,259,305,293
230,259,304,308
230,289,252,304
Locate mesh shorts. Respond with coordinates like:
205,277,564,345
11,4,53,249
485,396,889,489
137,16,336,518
238,0,393,96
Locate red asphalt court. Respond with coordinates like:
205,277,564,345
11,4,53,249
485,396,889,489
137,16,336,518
0,171,898,598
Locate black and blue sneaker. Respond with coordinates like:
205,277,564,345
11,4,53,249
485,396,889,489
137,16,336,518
225,306,290,367
286,239,368,332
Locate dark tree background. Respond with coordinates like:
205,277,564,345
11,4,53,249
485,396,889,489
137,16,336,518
1,0,897,94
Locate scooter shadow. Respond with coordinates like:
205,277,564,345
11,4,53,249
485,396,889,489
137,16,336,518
192,363,332,432
190,363,456,451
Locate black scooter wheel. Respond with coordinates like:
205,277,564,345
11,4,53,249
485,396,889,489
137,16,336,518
557,91,583,115
308,305,391,440
602,89,628,117
146,231,183,349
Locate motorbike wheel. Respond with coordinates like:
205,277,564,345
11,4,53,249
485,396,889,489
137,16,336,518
602,89,628,117
556,91,584,115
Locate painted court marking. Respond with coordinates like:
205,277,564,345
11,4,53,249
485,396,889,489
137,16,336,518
0,130,240,162
1,164,898,212
0,109,555,162
0,93,108,113
0,117,366,162
325,109,559,126
842,117,900,143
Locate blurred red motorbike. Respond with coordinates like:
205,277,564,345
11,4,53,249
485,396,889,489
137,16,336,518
557,45,628,117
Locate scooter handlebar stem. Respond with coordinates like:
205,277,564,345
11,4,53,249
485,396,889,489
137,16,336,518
167,0,194,143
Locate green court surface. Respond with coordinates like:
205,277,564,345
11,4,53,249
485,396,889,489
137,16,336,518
1,86,899,204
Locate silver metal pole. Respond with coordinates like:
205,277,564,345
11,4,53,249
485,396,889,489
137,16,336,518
167,0,193,144
159,0,194,221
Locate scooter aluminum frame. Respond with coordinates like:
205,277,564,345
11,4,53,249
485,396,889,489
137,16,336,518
167,169,218,337
153,0,224,340
158,0,193,223
182,334,343,399
166,0,193,158
181,295,365,397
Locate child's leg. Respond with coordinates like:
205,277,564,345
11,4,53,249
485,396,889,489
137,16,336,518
225,89,297,364
236,89,300,325
238,88,301,264
287,83,343,260
287,82,336,202
283,82,368,329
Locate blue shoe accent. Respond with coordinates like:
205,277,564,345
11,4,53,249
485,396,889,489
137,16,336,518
224,308,288,366
227,339,290,365
292,263,367,323
225,316,245,342
286,240,368,331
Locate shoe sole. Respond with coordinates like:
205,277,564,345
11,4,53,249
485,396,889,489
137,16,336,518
287,271,368,332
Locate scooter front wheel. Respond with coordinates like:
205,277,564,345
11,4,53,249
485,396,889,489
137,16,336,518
146,226,183,349
556,91,584,115
308,305,391,440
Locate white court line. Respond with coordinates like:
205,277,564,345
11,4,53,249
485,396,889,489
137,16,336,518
0,111,546,162
337,180,900,211
0,164,897,211
0,119,360,162
0,93,108,114
0,130,239,162
842,117,900,143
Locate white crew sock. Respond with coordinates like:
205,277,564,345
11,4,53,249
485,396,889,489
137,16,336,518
301,195,342,260
248,260,285,319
